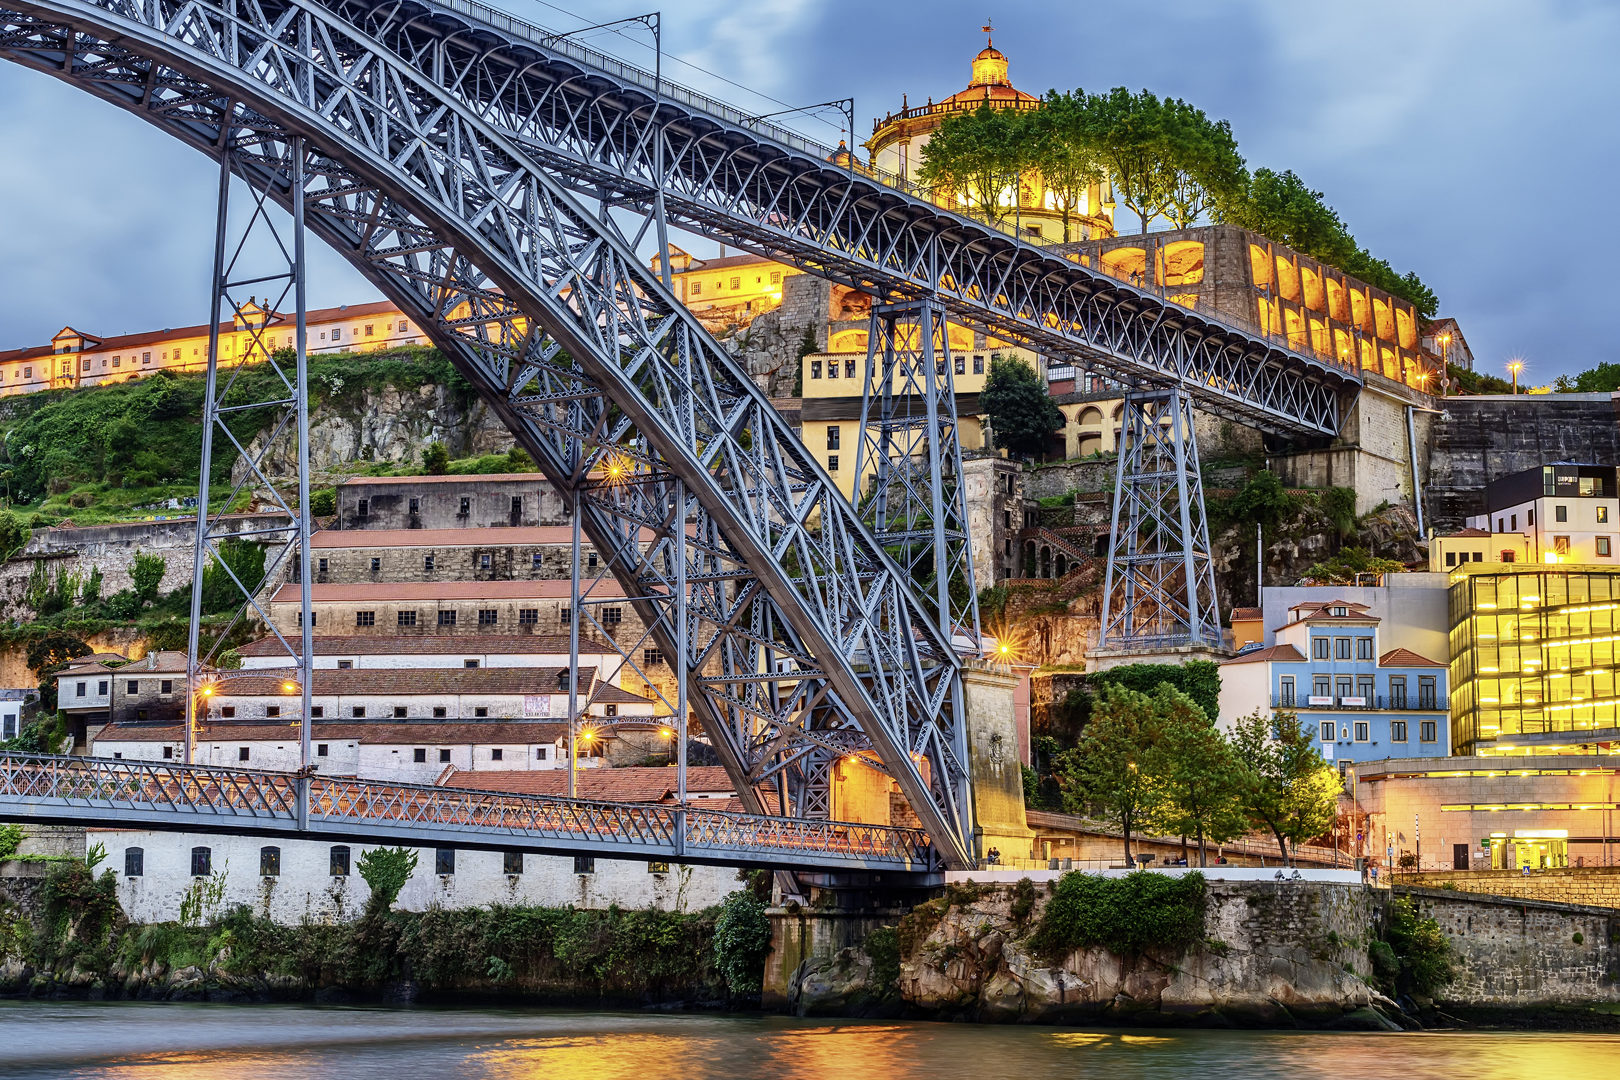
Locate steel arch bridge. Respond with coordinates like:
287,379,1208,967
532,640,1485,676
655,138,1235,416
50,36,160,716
0,0,1364,871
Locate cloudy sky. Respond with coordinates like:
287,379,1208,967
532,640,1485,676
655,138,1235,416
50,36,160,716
0,0,1615,382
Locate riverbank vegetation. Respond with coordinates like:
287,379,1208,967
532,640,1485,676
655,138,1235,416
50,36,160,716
1,852,774,1006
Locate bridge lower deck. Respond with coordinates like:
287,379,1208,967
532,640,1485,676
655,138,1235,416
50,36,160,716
0,755,938,877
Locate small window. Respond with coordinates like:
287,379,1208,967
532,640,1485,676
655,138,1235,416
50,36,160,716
1353,721,1369,742
1421,721,1438,742
954,356,965,375
1318,721,1333,742
336,661,352,670
536,747,548,760
126,680,139,695
1391,721,1408,742
394,706,407,719
573,855,595,875
503,851,523,875
557,671,570,692
1555,535,1571,556
365,324,374,337
561,606,571,626
296,611,317,628
220,706,236,718
433,706,448,718
1445,551,1456,567
370,558,381,573
439,748,451,763
435,848,455,875
1556,505,1568,523
330,845,350,876
99,680,109,695
239,746,250,761
191,846,212,877
811,360,822,380
479,553,492,570
510,496,522,517
691,281,702,295
260,846,281,877
356,611,376,627
438,610,457,627
408,497,420,516
644,648,663,666
478,609,498,626
729,276,740,289
398,611,418,627
424,554,436,572
520,608,539,625
125,847,144,877
162,746,173,759
474,707,488,718
605,704,618,718
648,861,670,874
317,743,329,757
459,497,470,516
530,553,543,571
413,747,426,762
827,361,839,380
602,606,622,625
463,660,479,670
352,706,366,718
973,354,985,374
356,496,368,517
491,748,503,761
332,327,343,341
266,706,280,719
1600,506,1611,524
160,680,173,694
1599,537,1613,558
587,553,598,570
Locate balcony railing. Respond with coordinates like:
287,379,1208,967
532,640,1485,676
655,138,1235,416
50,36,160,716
1275,695,1442,712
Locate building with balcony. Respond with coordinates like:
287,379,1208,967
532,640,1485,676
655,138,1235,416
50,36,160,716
1218,599,1449,765
1447,564,1620,756
1463,462,1620,566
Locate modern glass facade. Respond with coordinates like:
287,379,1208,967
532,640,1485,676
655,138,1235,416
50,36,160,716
1449,566,1620,755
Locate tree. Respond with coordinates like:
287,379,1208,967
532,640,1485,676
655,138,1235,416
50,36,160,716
1074,88,1180,234
1217,168,1353,263
200,539,267,616
1159,97,1246,230
423,441,451,475
1154,689,1248,866
1222,470,1294,534
0,511,28,561
131,552,166,607
26,632,90,677
1030,94,1105,242
81,566,102,606
1231,710,1341,865
1300,546,1406,586
1091,660,1221,725
357,845,418,917
1065,683,1167,864
917,101,1029,225
979,355,1063,458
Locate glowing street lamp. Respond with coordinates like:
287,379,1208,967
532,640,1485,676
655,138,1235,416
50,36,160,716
1507,358,1524,395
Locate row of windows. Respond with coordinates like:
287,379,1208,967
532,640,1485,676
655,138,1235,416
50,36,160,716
1278,674,1438,708
808,355,987,381
215,694,619,721
144,741,610,762
1494,505,1608,531
1310,636,1376,661
1317,720,1437,743
300,606,623,629
356,494,523,518
127,845,647,878
686,271,781,296
74,678,179,697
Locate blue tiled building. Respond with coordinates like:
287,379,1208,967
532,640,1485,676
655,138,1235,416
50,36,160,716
1218,599,1450,764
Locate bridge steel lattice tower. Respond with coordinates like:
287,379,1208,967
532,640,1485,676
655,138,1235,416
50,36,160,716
1098,388,1222,650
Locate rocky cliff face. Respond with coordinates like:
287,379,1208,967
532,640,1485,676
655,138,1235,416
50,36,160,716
232,382,513,487
789,881,1400,1028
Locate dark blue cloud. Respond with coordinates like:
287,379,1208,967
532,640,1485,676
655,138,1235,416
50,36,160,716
1,0,1615,382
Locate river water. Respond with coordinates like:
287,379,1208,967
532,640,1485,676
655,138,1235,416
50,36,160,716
3,1001,1616,1079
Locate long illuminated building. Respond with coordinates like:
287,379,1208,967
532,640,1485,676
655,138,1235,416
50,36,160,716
1449,564,1620,755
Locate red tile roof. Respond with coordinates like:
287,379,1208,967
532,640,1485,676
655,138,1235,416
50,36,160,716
441,765,735,802
1229,607,1263,621
270,579,625,602
337,473,551,486
1219,643,1306,666
211,666,594,696
96,720,571,744
236,634,602,657
1444,528,1494,538
1378,647,1445,668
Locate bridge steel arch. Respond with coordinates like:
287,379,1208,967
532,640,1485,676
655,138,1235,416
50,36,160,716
0,0,975,866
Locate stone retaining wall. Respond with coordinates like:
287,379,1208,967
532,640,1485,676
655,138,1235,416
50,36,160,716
1397,868,1620,910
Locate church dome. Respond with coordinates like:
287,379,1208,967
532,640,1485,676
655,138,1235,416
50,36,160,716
941,39,1037,108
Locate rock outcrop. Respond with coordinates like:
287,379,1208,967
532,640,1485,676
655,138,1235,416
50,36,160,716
789,881,1401,1029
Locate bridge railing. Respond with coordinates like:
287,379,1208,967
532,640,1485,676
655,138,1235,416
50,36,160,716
0,754,935,869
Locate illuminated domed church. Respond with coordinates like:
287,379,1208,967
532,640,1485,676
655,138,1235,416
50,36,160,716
864,29,1116,243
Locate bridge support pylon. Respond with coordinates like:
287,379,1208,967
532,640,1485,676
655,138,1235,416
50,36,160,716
1097,387,1223,655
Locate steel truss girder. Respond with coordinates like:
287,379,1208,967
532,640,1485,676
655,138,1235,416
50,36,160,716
0,753,935,873
1099,388,1222,649
304,0,1359,438
0,0,972,867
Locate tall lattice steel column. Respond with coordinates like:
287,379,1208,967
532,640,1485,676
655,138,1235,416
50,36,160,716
852,300,979,640
1098,387,1221,649
184,136,315,782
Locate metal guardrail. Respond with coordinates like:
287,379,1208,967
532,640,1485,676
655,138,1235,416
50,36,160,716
0,754,934,872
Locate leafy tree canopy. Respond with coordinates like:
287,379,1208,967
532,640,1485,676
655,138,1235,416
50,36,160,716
1229,710,1341,864
916,101,1029,225
979,355,1063,458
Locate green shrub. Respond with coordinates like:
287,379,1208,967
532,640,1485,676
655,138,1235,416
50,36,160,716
131,552,166,605
1030,871,1207,958
357,846,418,916
1010,877,1037,927
0,824,23,862
1377,897,1456,997
308,488,337,517
862,925,900,989
713,889,772,995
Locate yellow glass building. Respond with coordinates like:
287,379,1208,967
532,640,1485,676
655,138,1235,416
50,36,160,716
1449,564,1620,756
